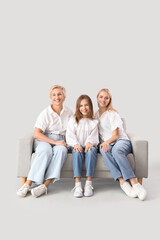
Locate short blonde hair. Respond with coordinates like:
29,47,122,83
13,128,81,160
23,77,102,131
49,85,66,98
97,88,117,112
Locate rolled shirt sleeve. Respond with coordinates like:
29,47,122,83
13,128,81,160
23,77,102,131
109,111,123,131
34,111,48,132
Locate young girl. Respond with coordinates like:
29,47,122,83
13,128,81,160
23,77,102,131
66,95,99,198
95,88,147,201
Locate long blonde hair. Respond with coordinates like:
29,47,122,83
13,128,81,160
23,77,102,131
97,88,117,112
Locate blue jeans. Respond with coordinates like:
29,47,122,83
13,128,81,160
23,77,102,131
27,133,67,184
100,139,136,181
72,147,97,178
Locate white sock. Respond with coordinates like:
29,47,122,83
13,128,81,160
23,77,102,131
85,180,92,186
75,181,81,187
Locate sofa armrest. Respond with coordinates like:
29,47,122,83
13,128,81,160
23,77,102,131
128,133,148,178
17,132,34,177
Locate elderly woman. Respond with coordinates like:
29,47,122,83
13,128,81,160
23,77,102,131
17,85,73,198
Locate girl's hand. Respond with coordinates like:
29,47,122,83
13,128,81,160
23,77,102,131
100,141,109,152
85,142,93,152
74,144,82,152
55,140,67,148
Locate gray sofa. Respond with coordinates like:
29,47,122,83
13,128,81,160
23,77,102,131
17,119,148,185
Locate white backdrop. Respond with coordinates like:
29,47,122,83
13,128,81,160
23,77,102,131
0,1,160,177
0,1,160,240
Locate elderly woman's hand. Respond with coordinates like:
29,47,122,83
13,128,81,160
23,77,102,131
55,140,67,148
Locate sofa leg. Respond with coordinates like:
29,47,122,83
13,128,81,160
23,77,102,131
22,177,27,185
138,178,143,184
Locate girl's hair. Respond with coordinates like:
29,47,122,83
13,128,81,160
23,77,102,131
97,88,117,112
49,85,66,98
75,95,94,124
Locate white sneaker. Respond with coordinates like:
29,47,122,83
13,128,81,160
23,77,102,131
17,183,30,197
72,183,83,198
133,183,147,201
31,184,47,198
84,183,94,197
120,182,138,198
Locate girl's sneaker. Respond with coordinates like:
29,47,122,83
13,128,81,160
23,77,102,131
84,181,94,197
16,183,30,197
133,183,147,201
72,182,83,198
120,182,137,198
31,184,47,198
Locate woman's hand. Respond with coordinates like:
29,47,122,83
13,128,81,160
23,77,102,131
55,140,67,148
74,144,82,152
100,141,109,152
34,128,67,147
85,142,93,152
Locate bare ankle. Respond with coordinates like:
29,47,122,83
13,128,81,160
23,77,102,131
26,180,32,186
118,178,125,185
129,178,137,186
75,177,81,183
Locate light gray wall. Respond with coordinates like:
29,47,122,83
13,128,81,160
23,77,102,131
0,2,160,240
1,0,160,169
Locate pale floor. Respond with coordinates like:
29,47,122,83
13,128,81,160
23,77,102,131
2,161,160,240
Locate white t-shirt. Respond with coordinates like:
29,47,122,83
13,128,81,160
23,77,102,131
66,116,99,147
94,110,129,143
34,105,73,135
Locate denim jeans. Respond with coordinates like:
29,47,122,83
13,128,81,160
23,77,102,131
100,139,136,181
72,147,97,178
27,133,67,184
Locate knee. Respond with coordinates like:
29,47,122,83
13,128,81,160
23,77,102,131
72,149,81,155
54,145,67,155
87,147,97,155
36,143,52,156
112,146,124,158
99,147,106,155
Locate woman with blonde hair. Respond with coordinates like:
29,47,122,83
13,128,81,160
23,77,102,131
95,88,147,201
17,85,73,198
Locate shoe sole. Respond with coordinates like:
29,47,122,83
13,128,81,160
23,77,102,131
120,185,137,198
138,192,147,201
31,189,38,197
31,189,47,198
74,194,83,198
84,193,93,197
16,192,27,197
